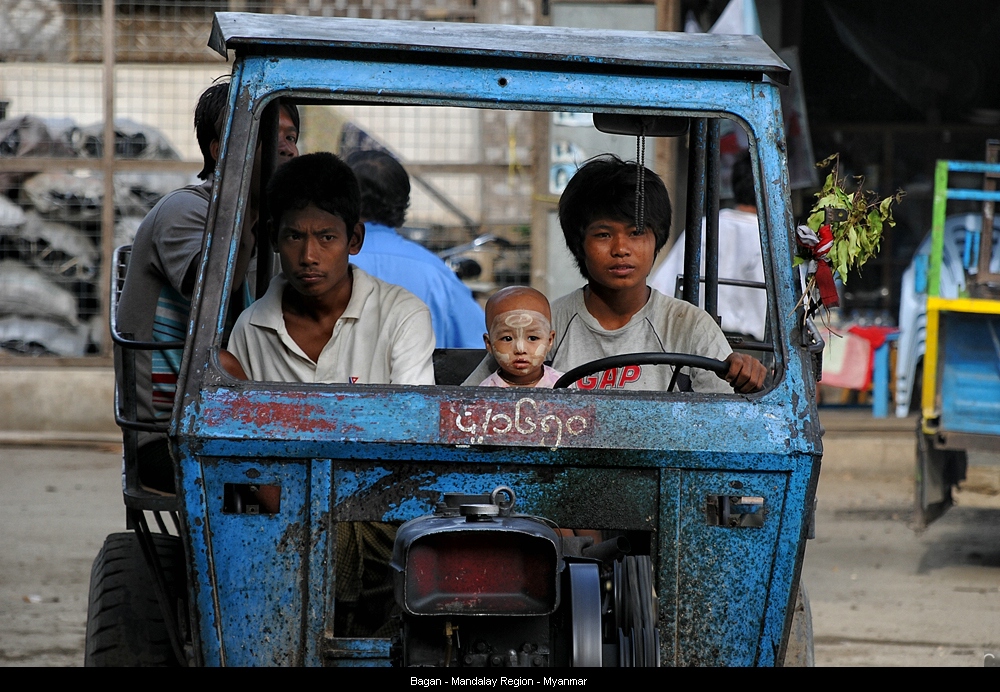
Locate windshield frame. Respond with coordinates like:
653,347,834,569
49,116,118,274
175,51,808,456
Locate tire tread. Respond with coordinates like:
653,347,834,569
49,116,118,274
84,532,184,667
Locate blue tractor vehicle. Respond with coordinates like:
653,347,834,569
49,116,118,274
87,13,821,666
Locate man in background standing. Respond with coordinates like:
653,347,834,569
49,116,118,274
649,151,767,342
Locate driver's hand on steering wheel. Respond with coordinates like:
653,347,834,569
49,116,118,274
722,353,766,393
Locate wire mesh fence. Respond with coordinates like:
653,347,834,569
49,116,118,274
0,0,536,359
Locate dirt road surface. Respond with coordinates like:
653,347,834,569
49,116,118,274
0,442,122,666
1,413,998,666
805,417,1000,666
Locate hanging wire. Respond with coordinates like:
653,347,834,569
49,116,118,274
634,131,647,233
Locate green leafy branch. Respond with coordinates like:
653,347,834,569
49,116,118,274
794,153,904,283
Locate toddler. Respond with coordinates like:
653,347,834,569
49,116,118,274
478,286,565,388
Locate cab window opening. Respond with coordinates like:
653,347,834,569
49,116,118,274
211,102,777,396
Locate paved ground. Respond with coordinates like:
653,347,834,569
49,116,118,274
806,468,1000,666
0,442,123,666
1,411,998,667
806,412,1000,666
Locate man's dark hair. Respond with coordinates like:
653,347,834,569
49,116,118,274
266,152,361,236
731,150,756,208
558,154,671,280
346,150,410,229
194,81,231,180
278,99,300,135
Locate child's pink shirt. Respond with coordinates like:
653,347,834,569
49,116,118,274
478,364,569,388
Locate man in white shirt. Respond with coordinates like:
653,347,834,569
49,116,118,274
649,151,767,341
229,152,434,386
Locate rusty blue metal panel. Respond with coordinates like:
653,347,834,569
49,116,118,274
175,438,223,667
250,55,778,117
202,459,307,665
197,458,316,666
657,469,682,663
180,450,814,666
324,638,391,667
178,450,335,666
191,387,439,445
673,469,788,666
658,457,815,666
186,386,815,460
756,458,817,665
306,459,334,665
334,464,660,530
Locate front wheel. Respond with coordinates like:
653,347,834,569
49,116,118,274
84,532,185,667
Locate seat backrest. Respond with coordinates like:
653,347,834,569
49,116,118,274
433,348,487,385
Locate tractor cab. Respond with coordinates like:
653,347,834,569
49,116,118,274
90,12,821,667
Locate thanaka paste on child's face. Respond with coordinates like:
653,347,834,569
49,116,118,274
486,309,553,379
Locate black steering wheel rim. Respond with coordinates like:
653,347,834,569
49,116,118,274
552,352,728,389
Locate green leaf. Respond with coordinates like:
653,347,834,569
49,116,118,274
859,226,873,256
834,243,849,281
814,193,840,212
867,210,883,236
847,227,860,262
807,210,824,232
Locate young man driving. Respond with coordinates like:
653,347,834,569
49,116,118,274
465,154,766,393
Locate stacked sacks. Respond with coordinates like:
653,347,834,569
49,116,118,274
0,114,187,355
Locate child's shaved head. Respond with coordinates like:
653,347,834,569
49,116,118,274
485,286,552,327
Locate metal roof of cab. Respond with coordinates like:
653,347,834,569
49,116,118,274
210,12,789,86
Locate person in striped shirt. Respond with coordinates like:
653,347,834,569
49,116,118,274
116,82,299,491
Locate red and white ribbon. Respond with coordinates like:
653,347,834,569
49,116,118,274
796,224,840,308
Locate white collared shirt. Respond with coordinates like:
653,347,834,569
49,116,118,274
229,266,435,385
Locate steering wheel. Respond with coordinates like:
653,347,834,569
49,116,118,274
552,352,728,389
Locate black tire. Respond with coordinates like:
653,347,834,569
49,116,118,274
84,532,185,667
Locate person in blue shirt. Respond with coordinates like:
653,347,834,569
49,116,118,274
347,149,486,348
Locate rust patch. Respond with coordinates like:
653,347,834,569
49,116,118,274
440,396,595,448
204,392,341,433
277,521,306,555
334,466,444,521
